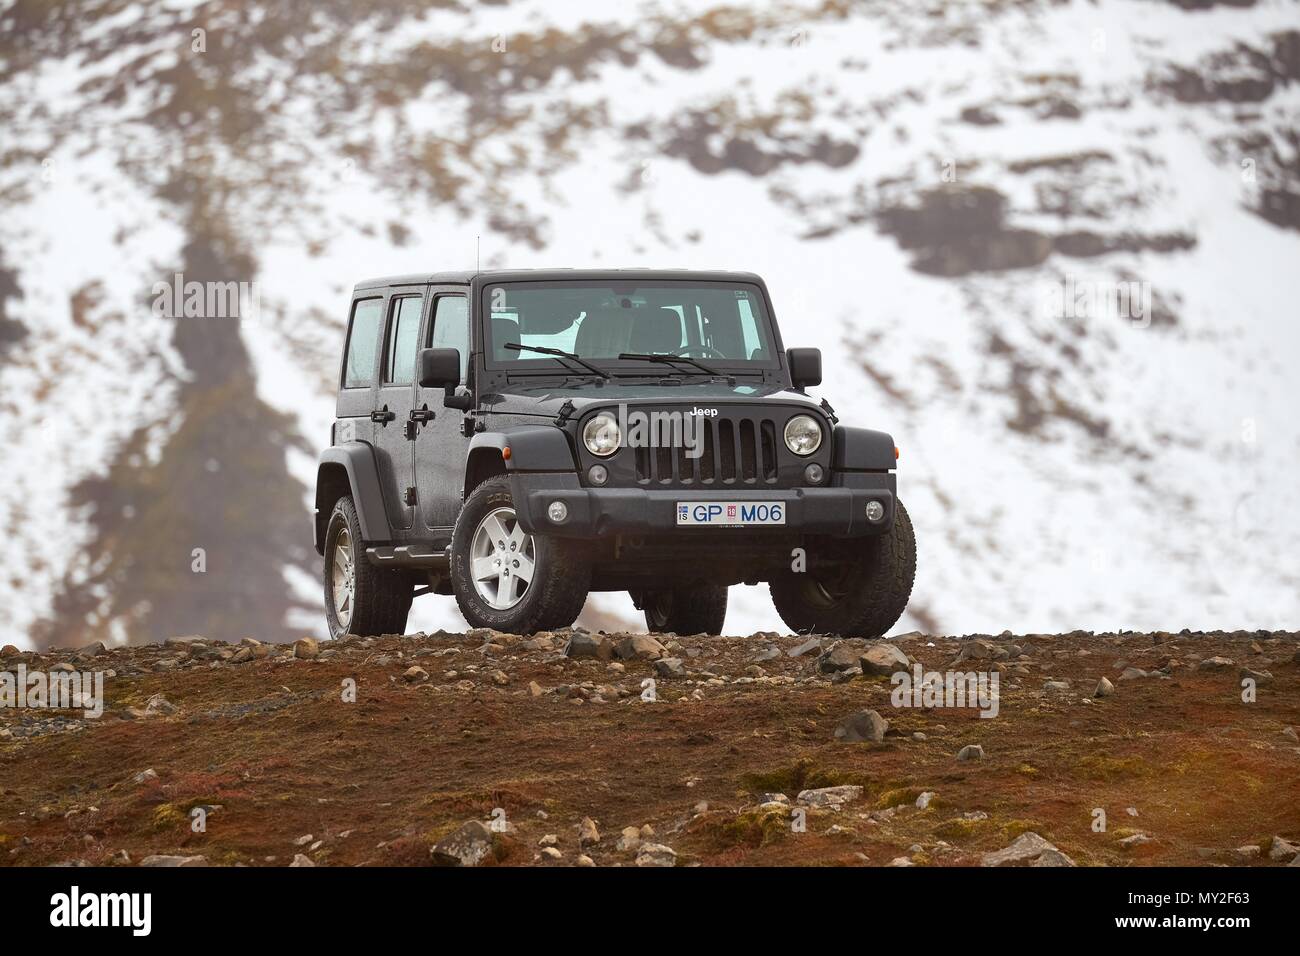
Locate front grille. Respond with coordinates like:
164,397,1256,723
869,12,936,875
634,414,780,486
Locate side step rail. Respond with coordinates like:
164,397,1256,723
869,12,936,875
365,544,450,570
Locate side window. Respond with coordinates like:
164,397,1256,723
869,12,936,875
429,296,469,383
343,298,383,388
383,295,424,385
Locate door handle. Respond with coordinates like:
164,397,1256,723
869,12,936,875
404,406,434,441
370,407,395,424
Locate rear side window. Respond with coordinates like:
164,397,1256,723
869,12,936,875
384,295,424,385
429,296,469,383
343,298,383,388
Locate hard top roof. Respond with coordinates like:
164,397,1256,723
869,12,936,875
352,268,765,292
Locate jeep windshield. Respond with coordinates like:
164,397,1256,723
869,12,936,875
481,280,780,375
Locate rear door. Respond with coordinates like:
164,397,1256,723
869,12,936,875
336,293,385,445
412,289,472,543
370,288,425,533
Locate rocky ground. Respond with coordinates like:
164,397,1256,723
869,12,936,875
2,627,1298,868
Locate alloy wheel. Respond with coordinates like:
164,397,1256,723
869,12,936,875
470,506,536,610
332,526,355,629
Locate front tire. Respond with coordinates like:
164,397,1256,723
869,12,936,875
323,496,413,638
769,500,916,637
450,476,590,634
640,586,728,636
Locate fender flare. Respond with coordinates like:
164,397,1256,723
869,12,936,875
315,443,393,552
468,425,576,476
831,425,896,472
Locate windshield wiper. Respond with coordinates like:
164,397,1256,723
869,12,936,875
505,343,610,379
617,351,730,381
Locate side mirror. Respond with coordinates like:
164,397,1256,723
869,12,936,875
787,347,822,389
418,347,461,389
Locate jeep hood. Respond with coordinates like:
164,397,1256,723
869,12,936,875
480,381,821,418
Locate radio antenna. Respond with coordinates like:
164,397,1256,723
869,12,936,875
476,235,480,272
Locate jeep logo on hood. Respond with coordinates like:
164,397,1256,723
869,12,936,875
688,406,719,417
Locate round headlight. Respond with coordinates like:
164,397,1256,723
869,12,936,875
784,414,823,456
583,414,621,457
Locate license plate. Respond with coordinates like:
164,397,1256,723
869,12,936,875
676,502,786,526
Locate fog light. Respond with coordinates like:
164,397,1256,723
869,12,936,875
803,463,825,485
588,464,609,486
547,500,569,523
864,500,885,523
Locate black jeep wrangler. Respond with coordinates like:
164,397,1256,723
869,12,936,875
314,270,915,638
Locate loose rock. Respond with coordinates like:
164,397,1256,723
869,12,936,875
787,637,822,657
653,657,687,678
430,820,495,867
981,832,1075,867
955,639,995,662
834,709,888,743
796,785,863,808
140,854,207,867
1268,836,1298,862
617,826,642,852
818,643,863,673
635,843,677,867
614,635,667,661
860,643,911,676
144,694,177,717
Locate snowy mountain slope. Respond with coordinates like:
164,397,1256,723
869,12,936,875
0,0,1296,648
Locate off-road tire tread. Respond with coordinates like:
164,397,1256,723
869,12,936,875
769,500,916,638
451,476,590,634
324,496,412,638
643,585,728,636
532,536,592,631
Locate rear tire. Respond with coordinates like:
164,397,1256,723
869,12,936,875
323,496,413,638
639,586,728,636
450,476,590,634
769,500,916,637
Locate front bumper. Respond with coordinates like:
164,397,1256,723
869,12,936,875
510,472,895,538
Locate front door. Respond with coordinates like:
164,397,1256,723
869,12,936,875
371,290,425,532
413,290,472,546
